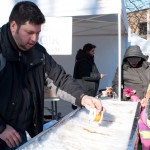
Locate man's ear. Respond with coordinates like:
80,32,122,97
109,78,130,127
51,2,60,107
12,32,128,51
10,21,17,33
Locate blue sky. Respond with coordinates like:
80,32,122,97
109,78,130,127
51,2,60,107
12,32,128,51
124,0,149,12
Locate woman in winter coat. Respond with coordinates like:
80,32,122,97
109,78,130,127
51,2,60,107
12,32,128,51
73,43,106,97
112,45,150,101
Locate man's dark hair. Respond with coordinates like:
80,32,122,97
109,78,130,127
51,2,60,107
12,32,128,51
9,1,45,26
83,43,96,52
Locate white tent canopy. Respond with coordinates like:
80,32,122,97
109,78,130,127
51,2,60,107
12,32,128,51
37,0,128,36
0,0,128,35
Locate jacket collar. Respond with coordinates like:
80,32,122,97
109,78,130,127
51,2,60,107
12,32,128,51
0,23,20,61
0,23,45,66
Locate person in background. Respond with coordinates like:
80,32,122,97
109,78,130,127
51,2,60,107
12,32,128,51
72,43,107,109
0,1,103,150
112,45,150,101
112,45,150,150
73,43,107,97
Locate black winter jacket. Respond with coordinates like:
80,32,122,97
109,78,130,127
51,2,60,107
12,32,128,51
73,49,100,96
0,23,84,137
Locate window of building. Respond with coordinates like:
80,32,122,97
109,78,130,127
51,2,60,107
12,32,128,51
139,22,147,35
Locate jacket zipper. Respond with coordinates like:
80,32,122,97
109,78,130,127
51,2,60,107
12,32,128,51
19,51,21,61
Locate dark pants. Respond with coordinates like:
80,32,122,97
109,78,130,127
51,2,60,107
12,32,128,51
0,131,27,150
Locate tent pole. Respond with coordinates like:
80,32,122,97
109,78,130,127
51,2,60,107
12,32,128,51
118,10,121,101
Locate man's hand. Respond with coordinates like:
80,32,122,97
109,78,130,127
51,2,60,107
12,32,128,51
0,124,22,148
81,95,103,113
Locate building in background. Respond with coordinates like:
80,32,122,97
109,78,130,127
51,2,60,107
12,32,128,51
127,8,150,40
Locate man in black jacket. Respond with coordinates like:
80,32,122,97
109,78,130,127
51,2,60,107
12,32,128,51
0,1,103,149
